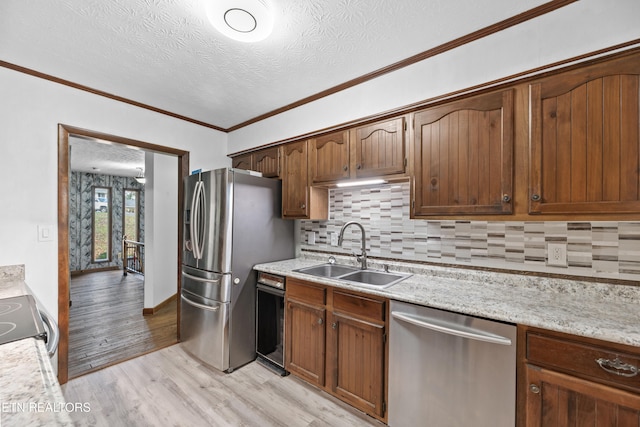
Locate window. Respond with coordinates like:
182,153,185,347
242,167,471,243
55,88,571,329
92,186,112,262
123,189,140,242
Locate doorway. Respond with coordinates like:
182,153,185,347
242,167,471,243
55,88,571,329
57,124,189,384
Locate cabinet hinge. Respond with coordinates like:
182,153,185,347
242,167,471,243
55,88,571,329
382,401,387,413
412,200,415,209
404,121,407,131
404,158,407,167
383,333,387,343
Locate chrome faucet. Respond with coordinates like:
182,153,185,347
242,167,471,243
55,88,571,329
338,221,368,270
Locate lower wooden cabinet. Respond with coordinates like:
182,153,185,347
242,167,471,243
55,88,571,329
285,286,326,386
285,279,387,422
521,326,640,426
525,366,640,426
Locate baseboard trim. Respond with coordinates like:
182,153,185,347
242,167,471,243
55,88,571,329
143,293,177,316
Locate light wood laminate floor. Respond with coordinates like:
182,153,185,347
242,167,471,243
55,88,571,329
62,345,384,427
69,270,177,379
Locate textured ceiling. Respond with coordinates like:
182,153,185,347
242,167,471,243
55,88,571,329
70,137,145,178
0,0,549,131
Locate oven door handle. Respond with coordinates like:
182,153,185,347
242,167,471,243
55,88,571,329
257,283,285,297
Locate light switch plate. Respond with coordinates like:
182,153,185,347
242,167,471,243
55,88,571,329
38,224,54,242
307,231,316,245
330,233,338,246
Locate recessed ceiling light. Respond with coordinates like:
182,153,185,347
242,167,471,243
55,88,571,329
205,0,274,43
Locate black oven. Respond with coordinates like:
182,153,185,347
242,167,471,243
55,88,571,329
256,272,287,375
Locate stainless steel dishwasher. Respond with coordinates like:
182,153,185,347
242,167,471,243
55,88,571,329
388,300,517,427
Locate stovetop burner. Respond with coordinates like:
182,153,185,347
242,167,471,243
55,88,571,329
0,295,45,346
0,300,23,316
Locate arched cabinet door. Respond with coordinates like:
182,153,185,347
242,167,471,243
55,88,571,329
412,89,514,216
352,117,407,178
309,130,350,183
529,53,640,214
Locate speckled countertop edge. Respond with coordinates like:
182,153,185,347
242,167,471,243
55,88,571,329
0,266,72,426
254,255,640,348
0,339,73,426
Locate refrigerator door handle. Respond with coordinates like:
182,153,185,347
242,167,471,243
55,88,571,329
189,180,200,259
195,180,206,259
181,294,220,312
191,180,206,260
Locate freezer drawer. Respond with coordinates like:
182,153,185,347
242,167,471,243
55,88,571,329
180,292,230,372
388,300,516,427
182,266,231,303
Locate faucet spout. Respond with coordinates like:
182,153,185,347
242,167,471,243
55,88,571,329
337,221,368,269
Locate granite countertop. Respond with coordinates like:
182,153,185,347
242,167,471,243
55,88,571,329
0,339,72,426
0,265,72,426
254,254,640,348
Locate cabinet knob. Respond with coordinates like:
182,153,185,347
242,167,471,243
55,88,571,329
317,318,323,325
531,194,541,202
502,194,511,203
332,322,337,329
529,384,540,394
356,164,362,170
300,203,306,209
343,165,348,171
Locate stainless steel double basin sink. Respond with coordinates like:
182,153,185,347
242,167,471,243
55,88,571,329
293,263,411,289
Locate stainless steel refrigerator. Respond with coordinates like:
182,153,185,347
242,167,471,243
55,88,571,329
181,168,294,372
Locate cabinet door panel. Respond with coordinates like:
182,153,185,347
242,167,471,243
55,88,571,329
526,366,640,427
232,154,252,171
413,90,513,215
310,131,349,183
285,299,325,386
329,312,385,418
253,147,280,178
282,140,309,218
529,54,640,213
354,117,405,178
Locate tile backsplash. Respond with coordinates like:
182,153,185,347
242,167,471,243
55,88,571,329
299,182,640,282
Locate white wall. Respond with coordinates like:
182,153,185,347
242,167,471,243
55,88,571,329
0,67,229,320
228,0,640,152
143,151,179,308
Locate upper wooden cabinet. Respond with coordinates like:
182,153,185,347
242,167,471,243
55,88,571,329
309,130,350,183
412,89,514,216
529,54,640,214
351,117,407,178
281,140,328,219
253,146,280,178
231,147,280,178
231,153,252,171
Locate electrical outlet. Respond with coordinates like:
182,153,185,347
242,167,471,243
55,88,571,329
547,242,567,267
330,233,339,246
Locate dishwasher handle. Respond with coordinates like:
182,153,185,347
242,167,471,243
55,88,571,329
391,311,512,346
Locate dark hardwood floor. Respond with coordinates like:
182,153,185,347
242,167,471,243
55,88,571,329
68,269,177,379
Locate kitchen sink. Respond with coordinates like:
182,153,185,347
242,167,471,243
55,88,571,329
339,270,408,287
294,263,411,288
294,263,360,278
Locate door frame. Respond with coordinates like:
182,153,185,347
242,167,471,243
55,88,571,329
57,124,189,384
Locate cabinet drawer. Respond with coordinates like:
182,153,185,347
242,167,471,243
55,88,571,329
527,332,640,392
286,279,326,305
333,291,385,323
